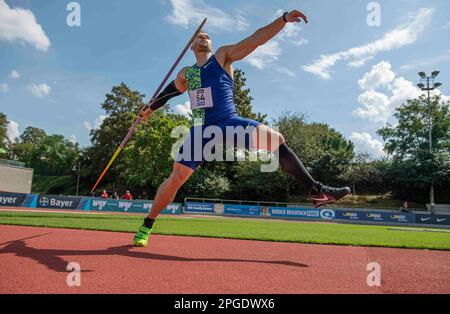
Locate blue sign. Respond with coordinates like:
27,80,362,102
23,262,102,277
0,191,27,207
37,195,82,209
224,204,261,216
90,198,181,215
416,214,450,225
184,202,215,213
267,207,336,220
336,209,415,223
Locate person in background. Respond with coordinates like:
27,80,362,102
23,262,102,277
400,201,410,213
101,189,108,199
123,190,133,200
113,192,120,200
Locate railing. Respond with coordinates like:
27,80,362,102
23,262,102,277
184,197,430,212
0,159,26,168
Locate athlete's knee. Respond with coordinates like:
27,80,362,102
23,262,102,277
276,132,286,145
169,164,193,186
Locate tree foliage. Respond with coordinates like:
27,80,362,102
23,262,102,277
0,113,8,156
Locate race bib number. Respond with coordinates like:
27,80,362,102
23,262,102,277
189,87,213,110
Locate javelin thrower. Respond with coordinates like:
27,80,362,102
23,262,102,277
133,10,351,247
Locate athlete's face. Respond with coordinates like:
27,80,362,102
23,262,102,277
192,32,213,53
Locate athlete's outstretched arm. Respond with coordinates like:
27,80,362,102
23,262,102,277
140,68,188,121
217,10,308,63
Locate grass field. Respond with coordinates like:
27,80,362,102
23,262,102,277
1,210,449,251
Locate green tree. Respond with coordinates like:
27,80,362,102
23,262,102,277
30,134,80,175
123,109,190,197
275,111,355,188
340,153,380,195
81,83,146,193
378,95,450,159
378,95,450,203
0,113,8,156
233,69,267,123
20,127,46,144
8,126,47,164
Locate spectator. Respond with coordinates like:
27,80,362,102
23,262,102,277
101,189,108,199
113,192,120,200
123,190,133,200
400,201,410,213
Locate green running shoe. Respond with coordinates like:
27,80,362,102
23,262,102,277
133,224,153,247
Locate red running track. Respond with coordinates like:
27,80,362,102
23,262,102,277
0,225,449,294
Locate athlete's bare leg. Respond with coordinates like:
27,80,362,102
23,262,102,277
147,162,194,219
252,124,285,152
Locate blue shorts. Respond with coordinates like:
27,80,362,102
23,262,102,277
176,116,262,170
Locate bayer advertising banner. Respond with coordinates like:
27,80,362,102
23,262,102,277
90,198,181,215
268,207,336,221
37,195,85,210
336,209,415,223
0,191,28,207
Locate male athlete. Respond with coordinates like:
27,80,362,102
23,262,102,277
133,10,351,247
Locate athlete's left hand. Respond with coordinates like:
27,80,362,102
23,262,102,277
286,10,308,24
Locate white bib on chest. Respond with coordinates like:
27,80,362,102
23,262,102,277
189,87,214,110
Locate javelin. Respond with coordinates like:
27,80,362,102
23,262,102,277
90,18,207,194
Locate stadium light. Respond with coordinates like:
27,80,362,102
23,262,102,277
431,71,440,78
417,70,443,210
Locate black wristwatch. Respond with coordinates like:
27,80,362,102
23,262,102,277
282,12,289,23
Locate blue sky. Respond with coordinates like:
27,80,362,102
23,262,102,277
1,0,449,158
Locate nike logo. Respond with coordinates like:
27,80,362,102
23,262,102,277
311,195,331,202
437,218,447,223
421,217,431,221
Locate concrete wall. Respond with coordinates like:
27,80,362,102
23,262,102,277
0,164,34,193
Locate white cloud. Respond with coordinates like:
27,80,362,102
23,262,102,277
0,0,51,51
84,115,106,131
10,70,20,79
174,101,192,118
400,50,450,71
166,0,248,31
6,120,19,143
0,83,8,93
292,38,308,46
69,135,77,145
245,41,282,70
347,56,374,69
94,115,106,129
244,9,306,71
358,61,395,90
83,121,92,131
27,83,51,98
302,8,434,79
349,132,386,158
353,61,449,124
276,67,296,77
354,90,391,123
439,21,450,30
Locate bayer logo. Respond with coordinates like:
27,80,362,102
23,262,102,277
39,197,49,207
